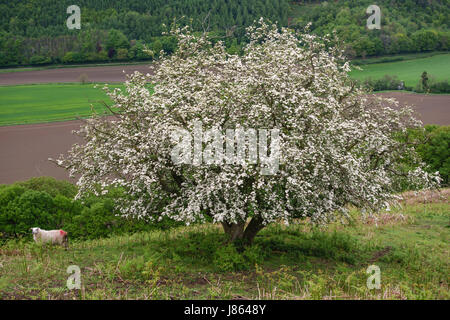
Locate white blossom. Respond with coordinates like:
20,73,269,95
56,19,440,243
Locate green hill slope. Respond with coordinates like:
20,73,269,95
1,195,448,299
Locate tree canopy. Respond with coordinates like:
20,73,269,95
55,20,440,245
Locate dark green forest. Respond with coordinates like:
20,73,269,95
0,0,448,67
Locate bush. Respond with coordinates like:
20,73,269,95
115,48,129,61
62,51,84,64
86,51,109,62
415,125,450,186
363,75,404,91
396,125,450,188
29,55,51,65
0,177,180,241
16,177,77,198
429,80,450,93
0,189,55,237
128,42,154,60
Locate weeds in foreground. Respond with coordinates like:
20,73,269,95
0,200,448,300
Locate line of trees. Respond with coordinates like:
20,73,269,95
0,0,289,66
0,0,448,67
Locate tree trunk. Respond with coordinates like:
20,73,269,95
221,215,265,246
242,215,265,245
221,221,245,242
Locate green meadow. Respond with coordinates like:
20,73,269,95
0,193,448,300
0,84,124,126
349,53,450,87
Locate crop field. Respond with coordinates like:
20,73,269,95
0,190,448,300
0,84,123,126
349,53,450,87
0,82,449,127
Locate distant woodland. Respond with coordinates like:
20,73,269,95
0,0,448,67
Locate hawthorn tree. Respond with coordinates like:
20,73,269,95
56,20,439,245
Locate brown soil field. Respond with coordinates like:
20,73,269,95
376,92,450,126
0,64,153,85
0,63,448,184
0,120,83,184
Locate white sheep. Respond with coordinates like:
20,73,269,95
31,227,68,248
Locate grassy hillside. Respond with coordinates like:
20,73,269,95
349,53,450,87
0,83,123,126
0,190,448,300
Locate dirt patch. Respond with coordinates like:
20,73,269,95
376,92,450,126
0,64,153,85
369,246,392,263
0,120,83,184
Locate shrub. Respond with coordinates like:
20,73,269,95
116,48,129,61
62,51,84,64
0,189,54,237
0,177,180,241
213,244,248,272
16,177,77,198
395,125,449,189
29,55,51,65
429,80,450,94
363,75,404,91
415,125,450,186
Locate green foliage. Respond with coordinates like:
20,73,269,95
213,244,266,272
429,80,450,93
416,74,450,93
16,177,77,198
1,0,447,67
106,29,129,51
291,0,449,58
411,30,439,52
415,125,450,185
395,125,450,188
362,75,405,91
0,177,180,241
62,51,85,64
128,41,153,60
29,55,51,65
0,189,55,236
0,0,289,67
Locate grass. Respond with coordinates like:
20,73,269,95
349,53,450,87
351,51,449,66
0,83,125,126
0,61,152,74
0,190,448,300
